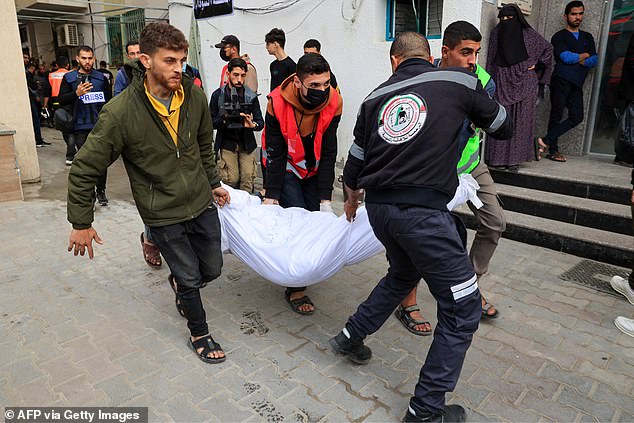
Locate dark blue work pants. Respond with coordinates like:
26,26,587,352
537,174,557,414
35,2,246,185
150,207,223,337
347,203,481,413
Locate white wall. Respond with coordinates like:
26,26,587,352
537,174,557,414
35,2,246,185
1,0,40,182
32,22,56,66
173,0,485,159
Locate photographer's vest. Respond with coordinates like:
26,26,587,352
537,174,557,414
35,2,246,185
457,65,491,175
217,85,258,116
262,87,340,179
63,70,108,132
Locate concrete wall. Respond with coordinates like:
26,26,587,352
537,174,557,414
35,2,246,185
171,0,486,160
2,0,40,182
480,0,605,156
31,22,56,66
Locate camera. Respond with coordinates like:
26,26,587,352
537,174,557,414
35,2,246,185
223,87,255,129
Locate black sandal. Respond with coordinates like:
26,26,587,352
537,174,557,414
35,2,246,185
285,291,315,315
394,305,432,336
188,335,226,364
168,274,186,318
534,137,547,161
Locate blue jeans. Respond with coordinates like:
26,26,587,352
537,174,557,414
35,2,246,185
150,207,223,337
279,172,320,211
279,172,319,293
545,76,584,154
144,225,154,242
347,203,481,413
71,130,107,191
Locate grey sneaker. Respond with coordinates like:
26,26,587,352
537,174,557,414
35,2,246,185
615,316,634,337
610,276,634,306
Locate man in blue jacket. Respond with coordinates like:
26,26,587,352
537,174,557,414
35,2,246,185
537,0,597,162
58,45,111,205
114,40,140,96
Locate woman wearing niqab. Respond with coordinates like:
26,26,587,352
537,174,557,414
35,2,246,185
485,3,553,169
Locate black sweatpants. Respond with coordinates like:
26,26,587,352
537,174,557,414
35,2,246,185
346,203,481,413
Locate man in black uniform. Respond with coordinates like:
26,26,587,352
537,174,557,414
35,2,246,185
329,32,512,422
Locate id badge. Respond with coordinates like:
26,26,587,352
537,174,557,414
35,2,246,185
288,138,298,154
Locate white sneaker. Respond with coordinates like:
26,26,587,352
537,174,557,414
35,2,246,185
615,316,634,337
65,160,73,166
610,276,634,306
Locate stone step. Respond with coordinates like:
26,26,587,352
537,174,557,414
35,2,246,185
489,167,631,205
495,183,632,236
455,206,634,268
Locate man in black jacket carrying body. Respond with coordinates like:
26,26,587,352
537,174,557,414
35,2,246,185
210,58,263,192
329,32,512,422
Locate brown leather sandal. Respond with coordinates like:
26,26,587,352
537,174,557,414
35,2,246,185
547,151,567,162
140,232,162,268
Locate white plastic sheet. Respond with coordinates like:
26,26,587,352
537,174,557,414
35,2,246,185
217,174,480,287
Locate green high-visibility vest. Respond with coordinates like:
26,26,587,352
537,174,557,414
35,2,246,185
457,65,492,175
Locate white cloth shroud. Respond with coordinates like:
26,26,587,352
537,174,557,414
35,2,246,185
217,174,481,287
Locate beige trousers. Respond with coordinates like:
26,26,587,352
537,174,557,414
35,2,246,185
218,145,257,193
467,162,507,277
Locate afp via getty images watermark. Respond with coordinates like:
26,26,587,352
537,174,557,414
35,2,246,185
4,407,148,423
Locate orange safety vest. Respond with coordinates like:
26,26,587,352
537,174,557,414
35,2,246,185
262,87,340,179
48,68,69,98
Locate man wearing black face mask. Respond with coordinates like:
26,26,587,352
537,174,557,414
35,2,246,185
215,35,258,93
261,53,343,315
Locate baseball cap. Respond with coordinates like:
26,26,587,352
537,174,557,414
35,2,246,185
214,35,240,49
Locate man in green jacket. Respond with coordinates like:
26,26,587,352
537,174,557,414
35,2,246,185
67,22,230,364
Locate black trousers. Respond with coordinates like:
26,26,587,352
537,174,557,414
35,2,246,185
347,203,481,413
544,76,585,154
150,207,223,337
71,130,107,191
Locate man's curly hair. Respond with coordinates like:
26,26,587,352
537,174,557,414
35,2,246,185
140,22,189,55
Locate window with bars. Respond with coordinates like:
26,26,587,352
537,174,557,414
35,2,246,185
386,0,443,41
106,8,145,67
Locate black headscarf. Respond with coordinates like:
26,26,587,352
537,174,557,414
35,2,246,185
496,4,530,67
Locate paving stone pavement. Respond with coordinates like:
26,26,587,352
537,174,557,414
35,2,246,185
2,128,634,422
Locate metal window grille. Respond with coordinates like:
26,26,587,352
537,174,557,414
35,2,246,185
106,8,145,67
387,0,443,41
